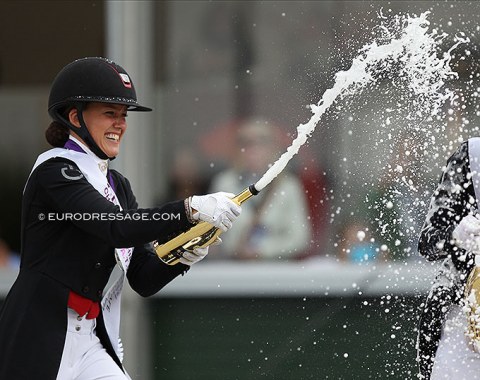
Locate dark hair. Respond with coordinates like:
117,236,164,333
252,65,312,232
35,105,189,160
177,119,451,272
45,121,69,147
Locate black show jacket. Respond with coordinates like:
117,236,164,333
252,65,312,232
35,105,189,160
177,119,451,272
0,157,194,379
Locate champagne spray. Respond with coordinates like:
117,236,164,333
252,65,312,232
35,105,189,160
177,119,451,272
154,12,463,265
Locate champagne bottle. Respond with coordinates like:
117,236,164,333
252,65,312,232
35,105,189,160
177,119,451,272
154,184,259,265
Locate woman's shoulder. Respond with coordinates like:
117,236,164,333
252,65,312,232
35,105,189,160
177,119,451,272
31,156,82,178
24,157,85,195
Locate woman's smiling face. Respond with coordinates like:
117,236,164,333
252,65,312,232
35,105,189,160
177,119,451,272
69,102,128,158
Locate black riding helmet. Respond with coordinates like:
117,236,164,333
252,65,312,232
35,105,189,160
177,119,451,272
48,57,152,159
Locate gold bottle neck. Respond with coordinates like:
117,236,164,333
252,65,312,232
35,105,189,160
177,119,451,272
233,186,257,204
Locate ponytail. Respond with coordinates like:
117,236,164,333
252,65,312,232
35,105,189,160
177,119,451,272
45,121,69,147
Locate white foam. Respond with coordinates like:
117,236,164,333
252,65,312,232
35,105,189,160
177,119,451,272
254,12,467,192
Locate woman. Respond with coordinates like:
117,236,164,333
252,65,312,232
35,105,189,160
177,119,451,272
417,137,480,379
0,57,241,379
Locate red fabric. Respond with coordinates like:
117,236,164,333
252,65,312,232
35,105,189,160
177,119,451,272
67,291,100,319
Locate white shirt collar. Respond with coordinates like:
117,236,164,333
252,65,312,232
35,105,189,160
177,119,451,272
68,136,109,176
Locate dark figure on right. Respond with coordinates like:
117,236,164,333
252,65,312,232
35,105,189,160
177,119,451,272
417,137,480,379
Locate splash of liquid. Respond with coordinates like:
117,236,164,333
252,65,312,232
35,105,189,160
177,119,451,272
254,11,467,192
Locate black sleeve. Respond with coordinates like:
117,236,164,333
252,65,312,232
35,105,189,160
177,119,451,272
34,158,195,248
117,174,190,297
127,242,189,297
418,142,476,270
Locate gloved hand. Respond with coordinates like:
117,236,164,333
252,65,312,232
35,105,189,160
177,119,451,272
179,246,209,266
452,214,480,253
178,238,222,266
190,192,241,231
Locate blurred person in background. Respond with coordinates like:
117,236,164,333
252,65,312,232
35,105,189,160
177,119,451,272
0,57,241,380
160,145,210,203
336,220,380,264
209,118,311,261
417,138,480,379
0,238,19,270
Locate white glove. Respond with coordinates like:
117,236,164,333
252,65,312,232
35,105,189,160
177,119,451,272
178,238,222,266
452,214,480,253
190,192,241,232
179,246,209,266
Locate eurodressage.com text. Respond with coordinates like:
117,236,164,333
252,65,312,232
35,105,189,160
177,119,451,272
37,212,181,222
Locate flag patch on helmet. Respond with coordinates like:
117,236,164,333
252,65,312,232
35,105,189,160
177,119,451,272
119,73,132,88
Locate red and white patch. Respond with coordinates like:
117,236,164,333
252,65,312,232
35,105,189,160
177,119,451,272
119,73,132,88
108,64,133,89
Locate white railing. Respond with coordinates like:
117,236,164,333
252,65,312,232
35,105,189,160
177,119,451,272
0,259,438,380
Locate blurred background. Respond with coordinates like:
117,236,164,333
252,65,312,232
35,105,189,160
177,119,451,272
1,1,480,379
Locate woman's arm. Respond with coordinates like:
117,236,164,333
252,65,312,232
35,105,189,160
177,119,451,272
34,158,195,247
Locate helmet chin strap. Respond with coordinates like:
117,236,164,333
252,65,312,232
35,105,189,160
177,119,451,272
57,103,115,160
75,104,115,160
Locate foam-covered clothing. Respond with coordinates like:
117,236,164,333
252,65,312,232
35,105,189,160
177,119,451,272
417,140,477,379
